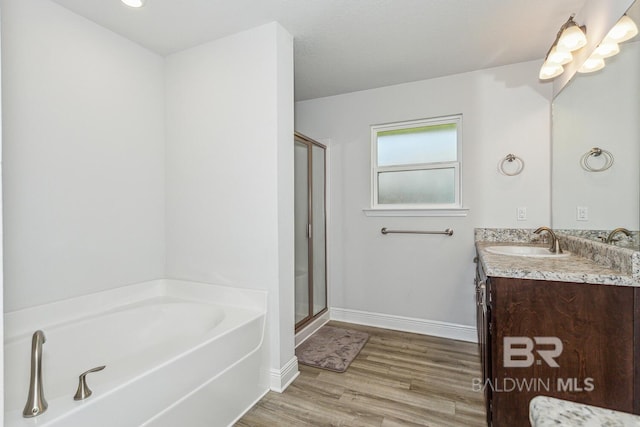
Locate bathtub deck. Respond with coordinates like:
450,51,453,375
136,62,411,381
235,321,485,426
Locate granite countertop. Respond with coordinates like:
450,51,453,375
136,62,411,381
474,228,639,286
529,396,640,426
476,241,636,286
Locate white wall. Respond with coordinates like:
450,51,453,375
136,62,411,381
2,0,295,392
296,60,552,332
0,4,5,417
164,22,295,387
553,40,640,230
274,23,296,383
1,0,166,311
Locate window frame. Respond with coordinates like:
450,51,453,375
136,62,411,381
370,115,463,211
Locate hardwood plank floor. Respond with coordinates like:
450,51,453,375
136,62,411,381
235,321,486,427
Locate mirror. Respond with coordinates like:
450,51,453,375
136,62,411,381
551,0,640,249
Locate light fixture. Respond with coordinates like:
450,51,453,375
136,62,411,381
539,62,564,80
547,47,573,65
576,14,637,75
591,42,620,59
604,15,638,43
539,15,587,81
556,18,588,52
577,57,605,73
121,0,145,7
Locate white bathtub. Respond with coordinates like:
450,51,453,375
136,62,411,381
4,280,269,427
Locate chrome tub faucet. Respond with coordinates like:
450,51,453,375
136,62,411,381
23,330,48,418
534,226,563,254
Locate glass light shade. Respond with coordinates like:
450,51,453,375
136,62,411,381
605,15,638,43
539,62,564,80
592,42,620,59
121,0,145,7
547,47,573,65
557,24,587,52
578,57,605,73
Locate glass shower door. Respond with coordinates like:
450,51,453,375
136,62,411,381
311,144,326,316
294,133,327,330
294,140,310,324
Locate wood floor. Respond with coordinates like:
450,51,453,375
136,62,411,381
235,321,486,426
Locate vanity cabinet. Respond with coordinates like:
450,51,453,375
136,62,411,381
476,259,640,426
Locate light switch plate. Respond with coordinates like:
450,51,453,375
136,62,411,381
517,207,527,221
577,206,589,221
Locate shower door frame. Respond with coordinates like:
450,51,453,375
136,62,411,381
294,132,328,332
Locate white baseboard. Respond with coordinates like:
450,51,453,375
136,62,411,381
269,355,299,393
330,307,477,343
295,311,330,347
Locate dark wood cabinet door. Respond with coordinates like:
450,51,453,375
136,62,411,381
475,259,493,425
490,278,635,427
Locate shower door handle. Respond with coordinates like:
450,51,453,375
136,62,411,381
308,224,312,239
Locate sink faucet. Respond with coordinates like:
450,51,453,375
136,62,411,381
605,227,632,244
23,330,48,418
533,226,563,254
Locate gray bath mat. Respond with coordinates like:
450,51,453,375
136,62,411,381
296,325,369,372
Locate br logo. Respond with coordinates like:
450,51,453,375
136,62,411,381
503,337,563,368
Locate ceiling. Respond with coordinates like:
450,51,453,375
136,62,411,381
51,0,588,101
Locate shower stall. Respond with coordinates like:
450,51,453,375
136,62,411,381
294,133,327,331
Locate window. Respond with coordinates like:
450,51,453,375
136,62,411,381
371,115,462,211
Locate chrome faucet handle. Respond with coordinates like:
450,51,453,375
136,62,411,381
74,365,105,401
533,226,560,253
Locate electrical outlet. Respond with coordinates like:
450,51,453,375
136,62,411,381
517,207,527,221
577,206,589,221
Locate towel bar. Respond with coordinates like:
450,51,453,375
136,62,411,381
380,228,453,236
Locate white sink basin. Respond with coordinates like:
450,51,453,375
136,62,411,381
485,245,571,258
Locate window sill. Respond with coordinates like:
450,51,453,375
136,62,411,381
363,208,469,217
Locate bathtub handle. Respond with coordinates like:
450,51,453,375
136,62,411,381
74,365,106,401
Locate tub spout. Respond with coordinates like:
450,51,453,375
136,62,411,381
23,330,48,418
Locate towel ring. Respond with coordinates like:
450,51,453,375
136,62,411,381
580,147,614,172
498,154,524,176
